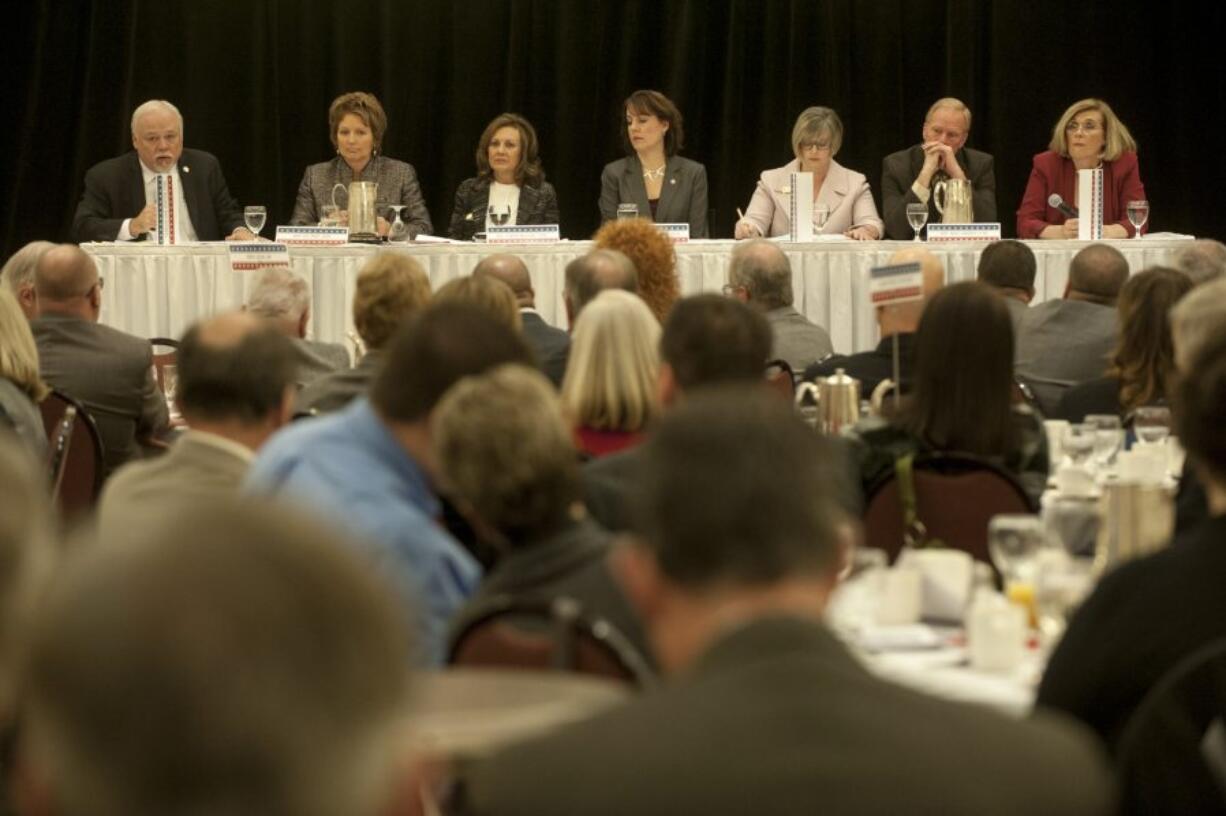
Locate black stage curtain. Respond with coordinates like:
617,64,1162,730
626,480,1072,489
4,0,1224,259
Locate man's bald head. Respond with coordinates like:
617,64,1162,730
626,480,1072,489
473,254,533,307
34,245,101,319
563,249,638,325
1067,243,1129,306
879,248,945,336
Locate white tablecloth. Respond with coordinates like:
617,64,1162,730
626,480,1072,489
83,237,1191,353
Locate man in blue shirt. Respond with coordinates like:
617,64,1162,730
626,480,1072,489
246,302,535,665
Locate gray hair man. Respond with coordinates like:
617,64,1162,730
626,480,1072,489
0,241,55,320
474,253,570,386
246,266,350,389
1173,239,1226,285
563,248,638,328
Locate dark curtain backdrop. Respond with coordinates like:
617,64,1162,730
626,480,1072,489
4,0,1224,260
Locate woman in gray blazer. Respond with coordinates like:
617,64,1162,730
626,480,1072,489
599,90,709,238
448,113,560,241
289,92,432,238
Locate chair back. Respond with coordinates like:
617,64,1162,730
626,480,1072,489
863,451,1035,571
764,358,796,402
1117,638,1226,815
39,390,105,516
149,337,179,396
448,595,656,690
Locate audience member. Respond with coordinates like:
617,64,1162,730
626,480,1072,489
456,387,1110,816
435,364,651,662
803,247,945,397
32,245,168,477
246,266,349,389
433,274,522,331
97,312,297,540
1055,267,1192,423
583,293,772,531
726,239,832,373
976,239,1037,333
296,253,431,415
16,498,415,816
1015,243,1128,415
474,254,569,386
1172,238,1226,285
0,241,55,320
563,248,638,328
0,289,49,463
245,302,534,665
593,218,678,322
561,290,659,459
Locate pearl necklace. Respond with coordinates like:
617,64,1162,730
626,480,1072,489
642,164,666,182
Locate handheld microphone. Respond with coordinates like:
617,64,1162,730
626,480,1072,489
1048,193,1078,219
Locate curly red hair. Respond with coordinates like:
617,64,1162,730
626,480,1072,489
592,219,679,322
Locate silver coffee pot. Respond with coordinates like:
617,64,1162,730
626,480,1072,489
795,368,861,435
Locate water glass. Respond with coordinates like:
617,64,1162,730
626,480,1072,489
1133,405,1171,446
812,205,830,232
1062,423,1096,467
319,204,340,227
905,203,928,241
988,514,1047,585
1085,414,1123,467
1035,549,1095,649
244,205,267,238
162,364,179,417
1126,199,1149,238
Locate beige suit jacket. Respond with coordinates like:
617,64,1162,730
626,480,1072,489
741,158,883,239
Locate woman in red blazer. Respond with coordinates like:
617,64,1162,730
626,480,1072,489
1016,98,1147,239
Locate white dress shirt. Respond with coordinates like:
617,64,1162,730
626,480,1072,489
484,181,522,231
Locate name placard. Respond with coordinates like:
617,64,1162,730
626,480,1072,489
486,224,562,245
656,223,691,243
154,174,176,245
275,225,350,246
924,223,1002,243
788,172,814,242
228,242,291,272
869,262,923,307
1077,168,1104,241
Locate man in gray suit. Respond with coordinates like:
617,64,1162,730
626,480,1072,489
96,312,297,540
726,239,832,374
977,239,1037,334
31,245,169,477
473,253,570,388
457,387,1113,816
245,266,350,389
1016,243,1128,415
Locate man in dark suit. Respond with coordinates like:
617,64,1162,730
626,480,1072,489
456,387,1113,816
881,98,998,239
245,266,350,390
563,249,638,329
72,99,253,243
31,245,169,476
474,253,569,387
977,239,1037,335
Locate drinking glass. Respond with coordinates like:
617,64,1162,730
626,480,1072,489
1062,423,1096,467
244,206,267,239
1126,199,1149,238
812,205,830,233
1133,405,1171,446
905,203,928,241
1085,414,1123,468
387,205,410,242
616,203,639,220
162,364,179,418
319,204,340,227
989,514,1048,626
1034,549,1095,649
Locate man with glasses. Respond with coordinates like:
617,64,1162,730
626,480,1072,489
880,97,998,239
31,244,168,476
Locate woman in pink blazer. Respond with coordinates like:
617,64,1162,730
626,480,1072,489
1016,98,1147,239
735,107,883,241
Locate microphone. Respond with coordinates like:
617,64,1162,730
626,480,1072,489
1048,193,1078,219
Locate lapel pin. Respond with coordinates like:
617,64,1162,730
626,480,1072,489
182,165,190,174
670,178,676,185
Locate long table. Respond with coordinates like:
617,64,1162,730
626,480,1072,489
83,238,1190,353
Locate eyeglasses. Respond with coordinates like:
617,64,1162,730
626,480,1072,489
721,283,746,297
798,140,832,152
81,277,104,298
1065,120,1101,134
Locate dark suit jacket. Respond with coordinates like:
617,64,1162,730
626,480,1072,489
580,446,643,533
292,338,349,391
448,177,560,240
803,332,917,398
1054,376,1121,423
1016,150,1147,239
460,615,1112,816
72,148,244,242
521,311,569,388
598,155,709,237
880,145,997,239
33,313,169,477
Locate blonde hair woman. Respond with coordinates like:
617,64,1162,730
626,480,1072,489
561,290,660,458
0,288,49,462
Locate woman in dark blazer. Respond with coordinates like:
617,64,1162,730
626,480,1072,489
598,90,709,238
448,113,560,241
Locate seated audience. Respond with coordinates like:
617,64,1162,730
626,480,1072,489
1038,324,1226,762
561,290,659,459
435,364,651,662
246,266,350,389
593,217,678,322
97,312,297,540
726,239,833,374
455,387,1110,815
1172,238,1226,285
433,274,522,332
31,245,168,477
296,253,432,415
804,247,945,397
845,281,1049,505
245,303,534,665
1,240,54,320
563,248,638,329
473,254,569,387
976,239,1036,333
0,289,49,463
16,498,415,816
1015,243,1128,415
1056,267,1192,423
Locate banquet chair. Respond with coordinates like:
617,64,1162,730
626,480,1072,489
149,337,179,396
862,452,1035,573
39,389,105,516
448,595,656,690
764,358,796,402
1117,638,1226,815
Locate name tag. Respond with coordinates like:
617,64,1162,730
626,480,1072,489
656,223,690,243
788,172,815,242
1077,169,1104,241
486,224,561,244
275,225,350,245
154,174,176,245
925,223,1002,242
869,262,923,306
228,242,291,271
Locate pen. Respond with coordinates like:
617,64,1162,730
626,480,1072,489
736,207,746,221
